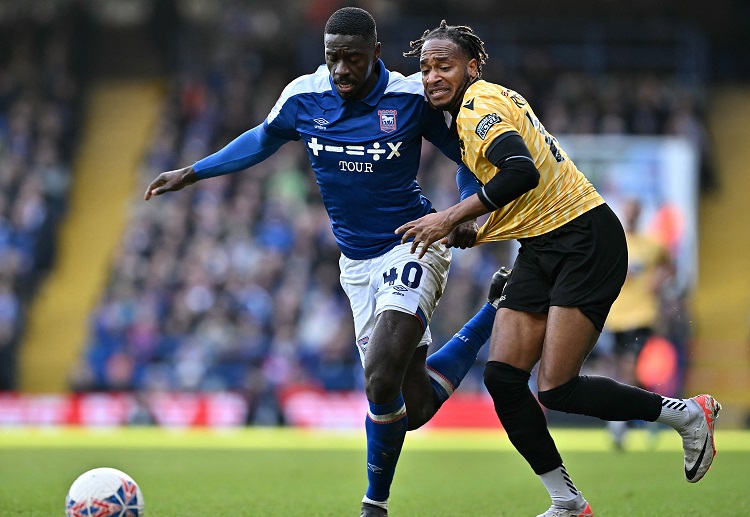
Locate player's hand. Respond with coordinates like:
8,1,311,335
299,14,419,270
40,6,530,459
144,166,198,200
395,212,455,259
443,220,477,250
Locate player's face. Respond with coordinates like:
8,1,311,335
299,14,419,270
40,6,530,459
324,34,381,101
420,38,477,114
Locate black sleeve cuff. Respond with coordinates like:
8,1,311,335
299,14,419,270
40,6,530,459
481,158,540,208
477,188,499,211
486,132,532,167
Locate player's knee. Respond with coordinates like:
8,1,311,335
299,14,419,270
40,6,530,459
483,361,531,403
537,376,580,413
364,365,402,403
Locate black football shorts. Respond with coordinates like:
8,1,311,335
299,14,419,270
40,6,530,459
499,203,628,331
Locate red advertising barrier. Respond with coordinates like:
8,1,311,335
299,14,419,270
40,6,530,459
0,392,248,427
424,392,500,429
0,390,499,428
278,387,499,429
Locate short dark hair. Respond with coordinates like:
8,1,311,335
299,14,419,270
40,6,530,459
324,7,377,46
404,20,488,78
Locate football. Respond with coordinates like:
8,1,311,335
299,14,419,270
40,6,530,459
65,467,145,516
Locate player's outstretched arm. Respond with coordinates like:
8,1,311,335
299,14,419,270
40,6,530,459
144,165,198,200
396,194,489,258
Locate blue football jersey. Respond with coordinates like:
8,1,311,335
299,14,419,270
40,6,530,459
263,59,465,260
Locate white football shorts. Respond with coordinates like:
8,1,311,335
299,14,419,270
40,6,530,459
339,241,451,366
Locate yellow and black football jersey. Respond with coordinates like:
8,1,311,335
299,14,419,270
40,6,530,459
456,80,604,243
606,232,670,332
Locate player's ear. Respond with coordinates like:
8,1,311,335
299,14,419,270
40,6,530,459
468,58,478,80
373,41,381,62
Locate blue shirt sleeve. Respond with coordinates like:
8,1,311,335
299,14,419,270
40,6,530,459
421,108,462,161
421,105,481,201
193,124,288,179
456,163,481,200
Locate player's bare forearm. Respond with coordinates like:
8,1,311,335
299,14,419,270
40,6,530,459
144,166,199,200
395,195,490,258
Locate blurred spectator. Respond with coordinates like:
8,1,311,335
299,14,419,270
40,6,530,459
601,198,675,448
0,276,21,389
0,10,83,389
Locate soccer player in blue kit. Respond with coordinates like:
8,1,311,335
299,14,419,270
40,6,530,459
145,7,508,516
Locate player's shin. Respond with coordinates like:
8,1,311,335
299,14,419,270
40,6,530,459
485,362,590,510
536,375,662,421
484,362,563,475
363,395,408,507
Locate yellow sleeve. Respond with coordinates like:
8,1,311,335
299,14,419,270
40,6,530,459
459,90,519,160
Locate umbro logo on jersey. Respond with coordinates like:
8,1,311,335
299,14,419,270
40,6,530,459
463,98,475,110
313,118,329,130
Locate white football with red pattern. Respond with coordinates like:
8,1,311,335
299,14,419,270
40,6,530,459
66,467,144,517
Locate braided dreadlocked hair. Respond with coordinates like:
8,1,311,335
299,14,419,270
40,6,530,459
404,20,488,77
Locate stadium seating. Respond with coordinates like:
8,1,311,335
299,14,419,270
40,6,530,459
2,2,723,426
0,14,83,390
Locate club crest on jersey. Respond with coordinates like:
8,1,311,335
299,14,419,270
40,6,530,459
379,110,397,133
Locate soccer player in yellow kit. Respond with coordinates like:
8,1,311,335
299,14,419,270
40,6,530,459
605,197,674,448
398,21,720,517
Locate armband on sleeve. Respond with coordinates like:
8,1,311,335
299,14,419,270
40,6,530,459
477,133,540,210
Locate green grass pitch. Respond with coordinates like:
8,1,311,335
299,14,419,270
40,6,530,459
0,427,748,516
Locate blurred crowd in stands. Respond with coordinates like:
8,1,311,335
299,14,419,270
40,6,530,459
0,1,718,426
0,13,84,390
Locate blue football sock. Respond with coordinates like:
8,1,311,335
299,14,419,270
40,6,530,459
426,302,496,406
364,395,408,503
